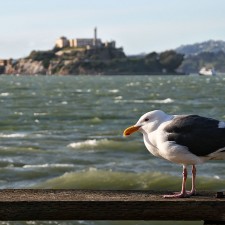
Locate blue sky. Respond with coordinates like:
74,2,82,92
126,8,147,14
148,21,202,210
1,0,225,58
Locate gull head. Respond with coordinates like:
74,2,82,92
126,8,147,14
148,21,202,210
123,110,169,136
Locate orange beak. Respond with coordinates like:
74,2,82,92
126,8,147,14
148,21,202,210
123,125,141,137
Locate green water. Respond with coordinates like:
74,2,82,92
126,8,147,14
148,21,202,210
0,74,224,225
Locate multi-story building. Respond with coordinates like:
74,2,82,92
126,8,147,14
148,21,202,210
55,28,106,49
55,36,69,48
69,38,101,48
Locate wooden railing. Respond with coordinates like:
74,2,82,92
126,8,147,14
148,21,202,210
0,190,224,224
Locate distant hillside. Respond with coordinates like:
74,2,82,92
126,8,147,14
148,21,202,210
176,40,225,56
175,40,225,74
177,51,225,74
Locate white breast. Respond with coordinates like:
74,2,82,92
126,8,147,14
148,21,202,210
143,133,162,158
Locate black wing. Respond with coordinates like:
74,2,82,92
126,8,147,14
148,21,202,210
165,115,225,156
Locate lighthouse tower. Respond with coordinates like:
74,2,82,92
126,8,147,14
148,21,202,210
93,27,97,47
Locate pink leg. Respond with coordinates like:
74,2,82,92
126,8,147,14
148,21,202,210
163,165,189,198
190,165,197,195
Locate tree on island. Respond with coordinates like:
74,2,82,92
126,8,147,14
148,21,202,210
159,50,184,73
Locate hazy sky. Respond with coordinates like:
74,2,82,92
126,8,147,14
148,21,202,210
1,0,225,58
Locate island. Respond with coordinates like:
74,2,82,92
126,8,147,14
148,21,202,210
1,28,184,76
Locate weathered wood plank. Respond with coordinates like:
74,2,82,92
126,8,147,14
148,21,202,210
0,189,223,221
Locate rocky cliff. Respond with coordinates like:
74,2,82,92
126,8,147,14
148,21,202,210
5,59,47,75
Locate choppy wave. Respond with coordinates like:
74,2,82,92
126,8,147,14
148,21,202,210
90,117,102,123
108,89,119,93
23,163,75,169
0,133,27,138
67,139,142,151
0,92,10,97
33,112,48,116
68,139,102,148
35,170,225,191
149,98,174,103
114,98,174,104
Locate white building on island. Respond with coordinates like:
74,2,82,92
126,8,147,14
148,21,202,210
55,36,69,48
69,38,101,48
55,27,115,49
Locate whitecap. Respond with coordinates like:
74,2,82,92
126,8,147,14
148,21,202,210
125,82,140,87
23,163,74,168
114,96,123,100
33,112,47,116
0,93,10,97
68,139,99,148
108,89,119,93
67,139,142,152
76,89,91,93
133,100,145,103
114,98,174,104
67,139,121,150
148,98,174,104
14,112,23,115
0,133,27,138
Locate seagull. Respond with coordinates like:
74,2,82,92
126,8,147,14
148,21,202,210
123,110,225,198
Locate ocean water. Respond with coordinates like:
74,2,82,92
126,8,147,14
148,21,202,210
0,74,224,225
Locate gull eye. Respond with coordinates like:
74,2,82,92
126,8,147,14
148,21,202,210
144,118,149,122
